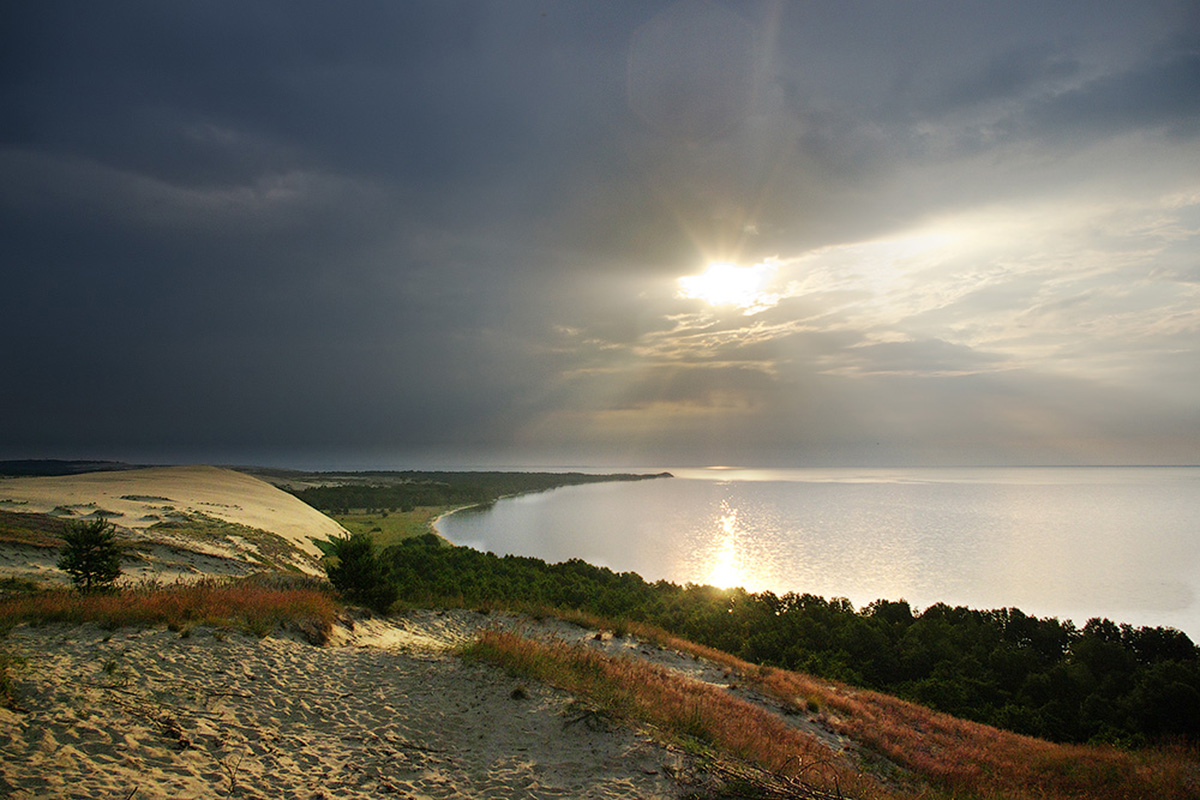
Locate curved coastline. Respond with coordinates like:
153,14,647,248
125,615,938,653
424,466,1200,640
430,471,673,547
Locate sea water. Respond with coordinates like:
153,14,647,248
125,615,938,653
436,467,1200,639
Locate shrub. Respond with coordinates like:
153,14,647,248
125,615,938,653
56,518,122,593
322,532,397,613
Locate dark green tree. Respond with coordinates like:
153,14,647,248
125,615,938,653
321,532,398,613
57,518,123,593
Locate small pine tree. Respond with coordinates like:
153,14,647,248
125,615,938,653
323,532,398,613
57,518,123,593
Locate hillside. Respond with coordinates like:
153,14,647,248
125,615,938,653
0,466,348,584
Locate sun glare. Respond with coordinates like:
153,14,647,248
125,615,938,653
678,260,779,312
706,501,744,588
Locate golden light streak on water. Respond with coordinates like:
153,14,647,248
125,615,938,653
705,500,746,588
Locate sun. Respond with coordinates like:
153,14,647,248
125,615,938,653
677,260,779,312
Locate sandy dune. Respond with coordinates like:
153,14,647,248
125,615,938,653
0,468,865,798
0,466,349,582
0,611,710,799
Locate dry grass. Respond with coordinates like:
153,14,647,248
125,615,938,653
0,578,339,640
633,627,1198,800
465,629,896,800
754,668,1199,800
0,508,68,548
524,614,1200,800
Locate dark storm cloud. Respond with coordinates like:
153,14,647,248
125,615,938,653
3,1,1198,466
1024,49,1200,140
931,46,1081,114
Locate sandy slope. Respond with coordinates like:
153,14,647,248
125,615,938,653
0,612,704,800
0,466,349,582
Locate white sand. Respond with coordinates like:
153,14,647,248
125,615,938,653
0,466,350,582
0,612,704,799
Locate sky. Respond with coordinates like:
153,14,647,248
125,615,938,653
3,1,1199,469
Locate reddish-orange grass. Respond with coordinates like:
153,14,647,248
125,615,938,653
0,579,339,636
754,667,1198,800
633,634,1198,800
466,629,896,799
527,616,1199,800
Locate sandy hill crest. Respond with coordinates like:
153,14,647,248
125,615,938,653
0,465,348,584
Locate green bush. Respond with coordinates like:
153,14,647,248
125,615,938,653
56,518,122,593
322,532,397,613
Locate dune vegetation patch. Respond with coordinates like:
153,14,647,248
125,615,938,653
147,512,317,573
0,576,338,640
0,509,68,548
465,629,889,800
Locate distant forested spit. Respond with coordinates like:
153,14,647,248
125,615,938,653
284,470,671,514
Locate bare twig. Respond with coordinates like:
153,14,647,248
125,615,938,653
218,750,246,796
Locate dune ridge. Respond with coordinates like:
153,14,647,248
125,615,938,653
0,466,348,583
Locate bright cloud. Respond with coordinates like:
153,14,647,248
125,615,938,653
677,259,781,313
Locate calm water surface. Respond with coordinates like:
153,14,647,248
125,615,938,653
436,467,1200,638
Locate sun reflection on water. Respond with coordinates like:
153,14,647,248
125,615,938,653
706,500,746,588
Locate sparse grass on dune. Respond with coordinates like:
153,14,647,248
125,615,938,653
0,647,21,708
755,668,1199,800
622,623,1198,800
465,629,894,800
514,612,1200,800
0,508,68,548
0,577,339,639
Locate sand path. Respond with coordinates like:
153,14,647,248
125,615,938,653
0,612,702,799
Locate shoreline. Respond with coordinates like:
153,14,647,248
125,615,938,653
429,503,476,544
429,471,673,547
421,467,1200,640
